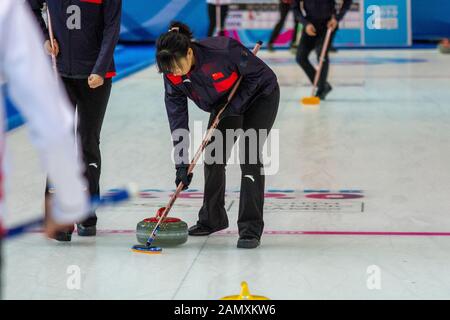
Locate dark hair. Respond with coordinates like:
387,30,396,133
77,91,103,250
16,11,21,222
156,21,194,74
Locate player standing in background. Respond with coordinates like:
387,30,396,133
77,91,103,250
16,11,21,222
292,0,352,99
267,0,300,52
27,0,122,241
0,0,89,296
207,0,231,37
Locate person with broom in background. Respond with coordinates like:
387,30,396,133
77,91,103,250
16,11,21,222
293,0,352,100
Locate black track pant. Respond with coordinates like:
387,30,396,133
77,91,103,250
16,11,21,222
296,23,332,91
46,77,112,226
198,85,280,240
207,4,229,37
268,1,300,46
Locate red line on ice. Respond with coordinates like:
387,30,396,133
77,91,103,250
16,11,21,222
27,229,450,237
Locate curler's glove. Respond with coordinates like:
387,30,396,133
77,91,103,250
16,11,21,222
175,165,193,190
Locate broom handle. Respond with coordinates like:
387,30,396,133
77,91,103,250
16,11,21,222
5,187,137,239
46,8,58,76
145,41,263,246
311,28,333,96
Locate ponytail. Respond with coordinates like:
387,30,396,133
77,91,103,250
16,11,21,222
156,21,194,74
168,21,193,39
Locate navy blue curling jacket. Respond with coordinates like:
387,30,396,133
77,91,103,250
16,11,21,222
164,37,278,136
28,0,122,78
292,0,352,26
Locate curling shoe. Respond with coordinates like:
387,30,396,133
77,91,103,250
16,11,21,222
237,237,260,249
188,224,228,236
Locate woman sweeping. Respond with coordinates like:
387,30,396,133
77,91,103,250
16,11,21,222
156,22,280,249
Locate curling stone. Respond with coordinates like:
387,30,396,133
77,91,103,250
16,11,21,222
438,39,450,54
136,207,188,247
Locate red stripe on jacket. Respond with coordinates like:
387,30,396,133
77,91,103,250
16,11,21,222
105,72,116,79
166,74,183,85
80,0,103,4
213,72,238,93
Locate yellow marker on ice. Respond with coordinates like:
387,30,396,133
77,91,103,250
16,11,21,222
221,281,269,300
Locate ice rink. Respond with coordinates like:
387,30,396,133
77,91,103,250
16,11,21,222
4,48,450,299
